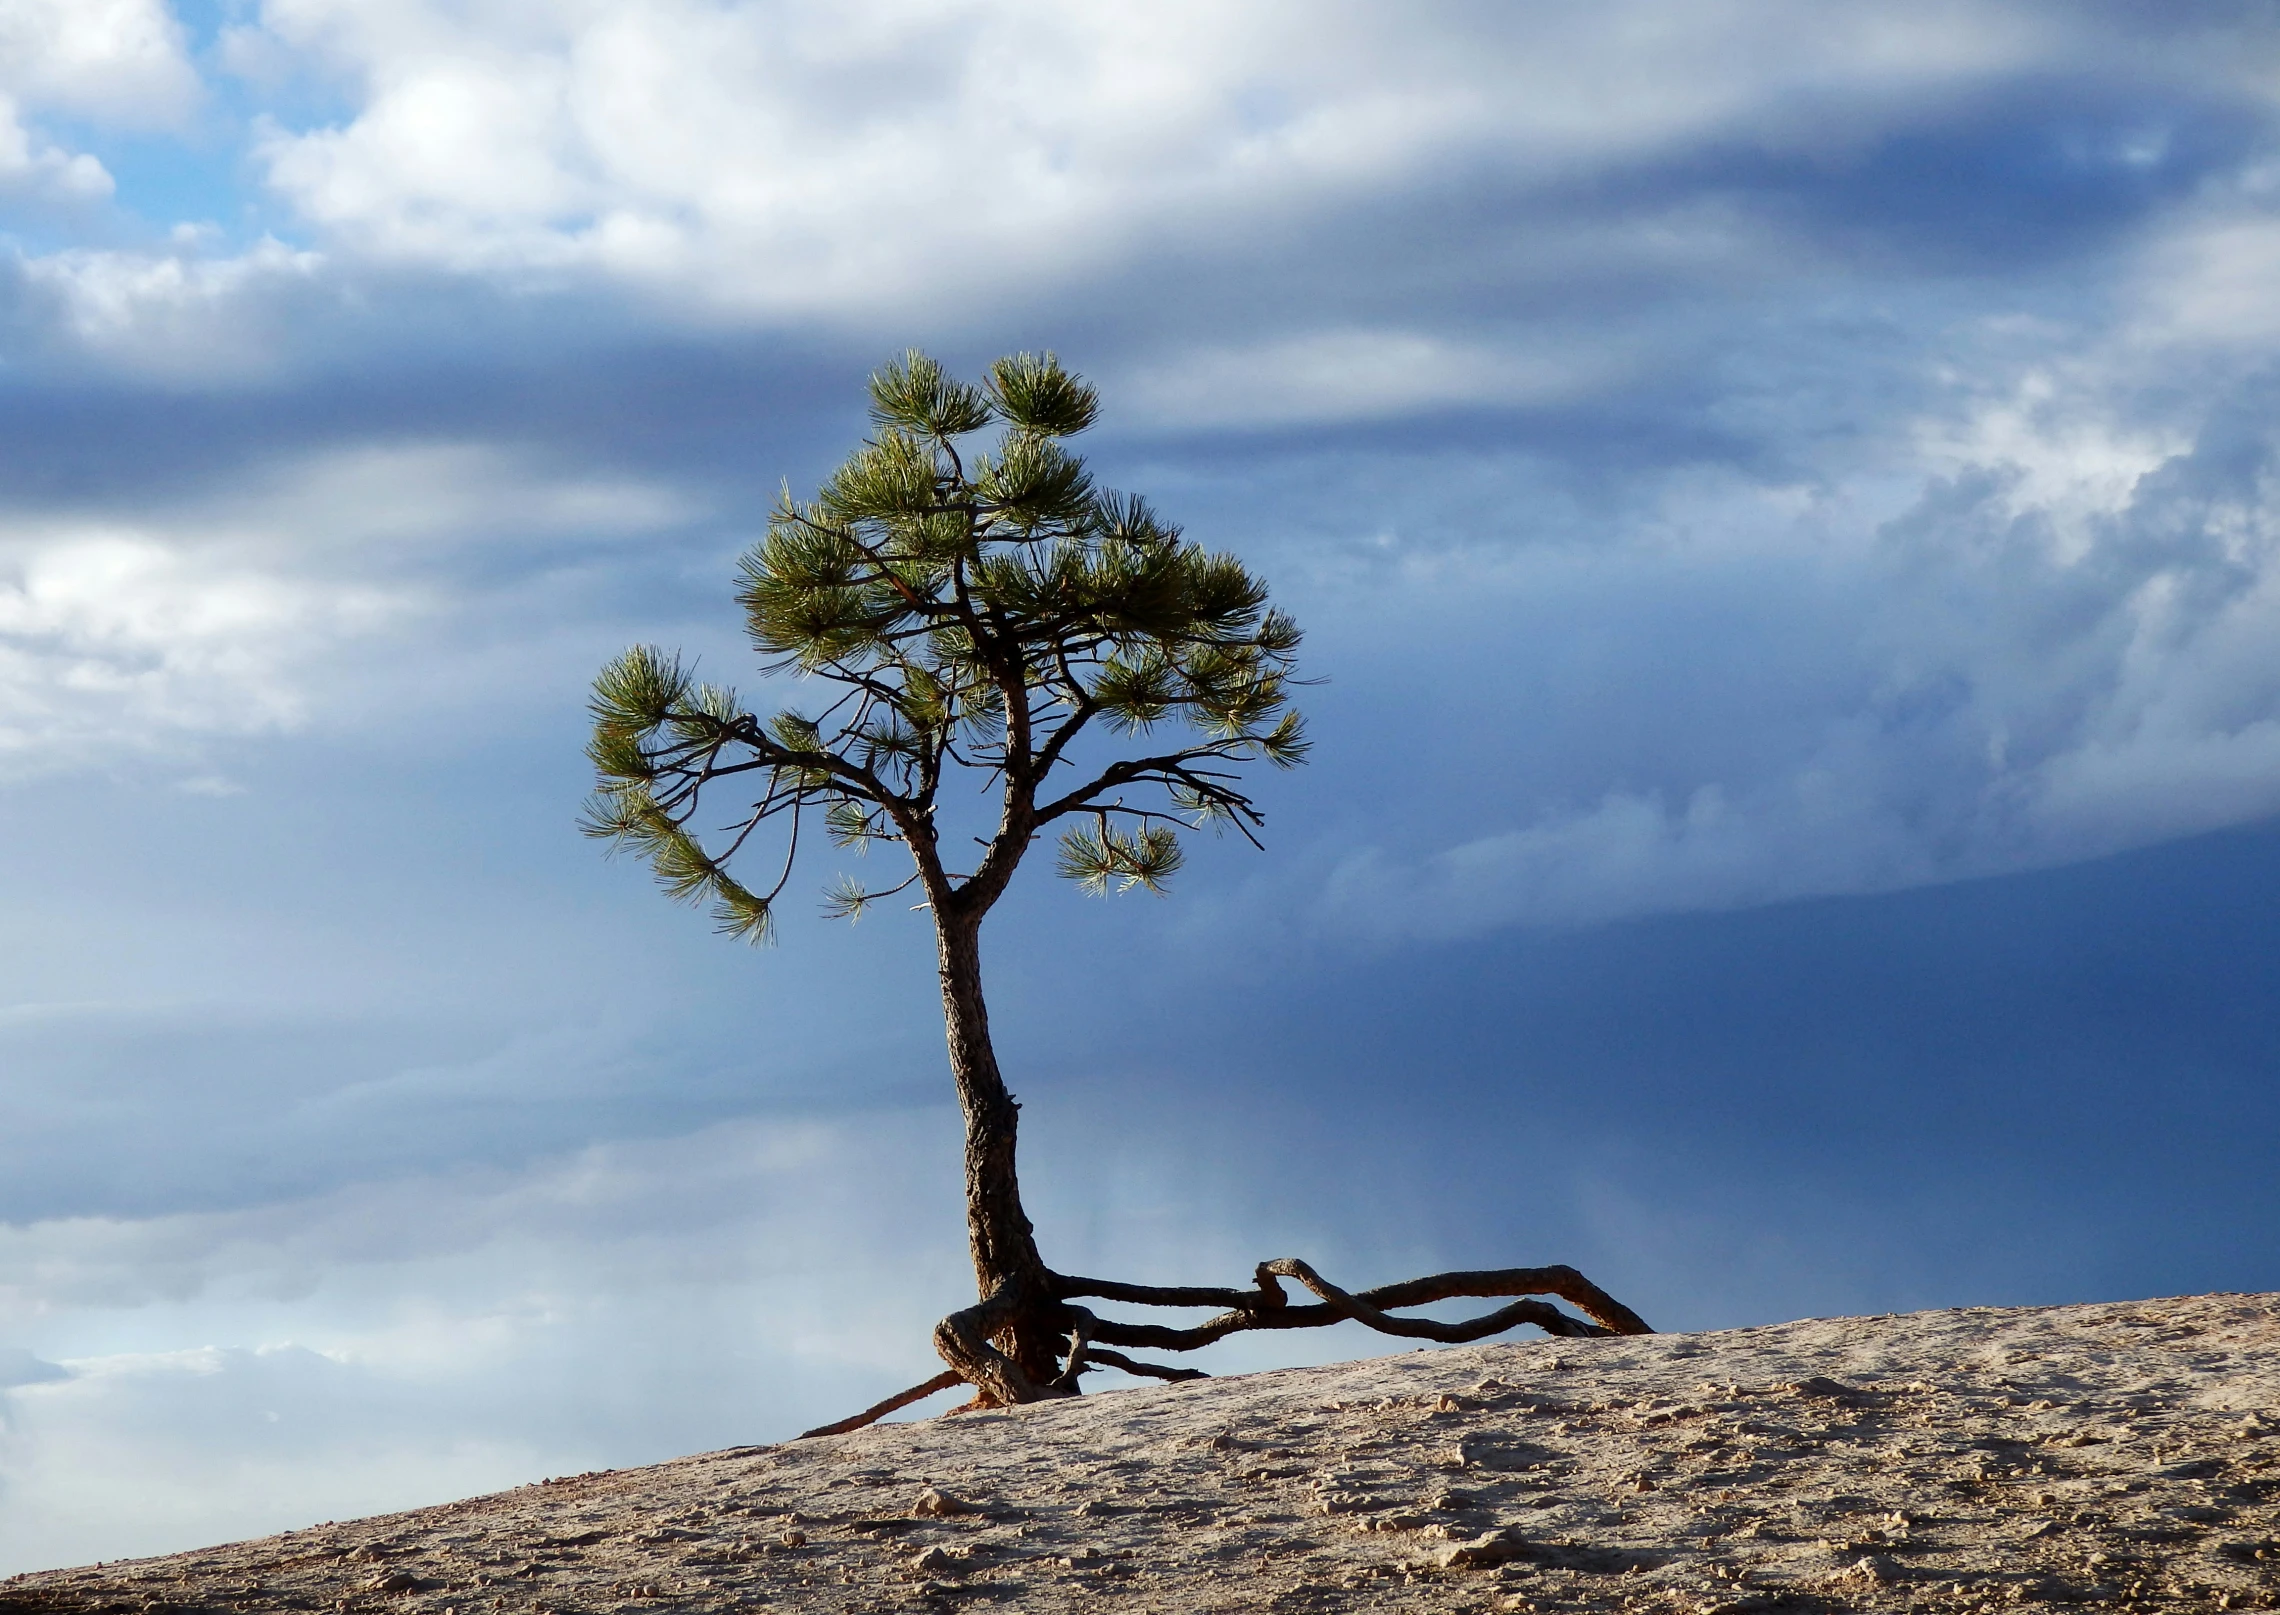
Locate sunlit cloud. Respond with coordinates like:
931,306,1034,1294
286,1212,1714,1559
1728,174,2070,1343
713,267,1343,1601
0,0,197,126
229,0,2062,315
0,0,196,207
0,442,695,776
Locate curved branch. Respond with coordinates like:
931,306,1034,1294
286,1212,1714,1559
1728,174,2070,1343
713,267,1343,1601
760,794,805,905
1032,745,1264,826
648,712,896,813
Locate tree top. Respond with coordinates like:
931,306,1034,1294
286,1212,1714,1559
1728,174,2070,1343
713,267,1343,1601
584,350,1307,943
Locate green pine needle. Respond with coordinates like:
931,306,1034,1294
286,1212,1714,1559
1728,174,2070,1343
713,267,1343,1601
584,349,1307,943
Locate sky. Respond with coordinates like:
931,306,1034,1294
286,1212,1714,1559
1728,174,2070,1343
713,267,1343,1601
3,0,2280,1574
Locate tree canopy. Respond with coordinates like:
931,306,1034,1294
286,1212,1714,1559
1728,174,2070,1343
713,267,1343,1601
582,350,1306,939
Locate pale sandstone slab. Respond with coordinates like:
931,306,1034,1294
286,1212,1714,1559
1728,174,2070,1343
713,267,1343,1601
7,1293,2278,1614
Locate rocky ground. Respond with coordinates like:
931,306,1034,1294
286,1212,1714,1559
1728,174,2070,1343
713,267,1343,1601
6,1292,2277,1614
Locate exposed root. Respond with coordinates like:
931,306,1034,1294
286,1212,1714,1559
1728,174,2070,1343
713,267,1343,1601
797,1256,1650,1439
1056,1261,1651,1348
1251,1258,1641,1343
1052,1305,1099,1392
1080,1347,1208,1382
930,1276,1075,1410
796,1369,964,1439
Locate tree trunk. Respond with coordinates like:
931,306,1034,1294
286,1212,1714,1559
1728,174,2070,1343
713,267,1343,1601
934,908,1063,1389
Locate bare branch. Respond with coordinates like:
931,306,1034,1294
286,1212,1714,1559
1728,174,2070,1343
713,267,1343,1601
649,712,897,811
1033,747,1265,826
761,797,805,905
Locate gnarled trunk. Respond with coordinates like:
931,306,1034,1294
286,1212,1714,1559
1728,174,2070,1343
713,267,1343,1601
933,909,1064,1393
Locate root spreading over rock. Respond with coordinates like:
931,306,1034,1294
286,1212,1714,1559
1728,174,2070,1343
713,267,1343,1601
12,1291,2278,1614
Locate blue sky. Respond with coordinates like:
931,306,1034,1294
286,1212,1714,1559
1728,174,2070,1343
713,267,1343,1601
4,0,2280,1574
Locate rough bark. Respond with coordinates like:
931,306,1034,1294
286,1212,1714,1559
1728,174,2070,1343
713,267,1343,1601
933,909,1066,1396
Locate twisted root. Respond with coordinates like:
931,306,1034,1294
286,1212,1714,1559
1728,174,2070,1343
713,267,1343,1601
797,1257,1650,1438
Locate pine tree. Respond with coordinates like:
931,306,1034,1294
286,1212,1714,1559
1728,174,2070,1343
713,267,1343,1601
585,352,1648,1431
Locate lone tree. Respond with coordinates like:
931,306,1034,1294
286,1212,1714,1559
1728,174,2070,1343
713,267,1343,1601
585,352,1649,1434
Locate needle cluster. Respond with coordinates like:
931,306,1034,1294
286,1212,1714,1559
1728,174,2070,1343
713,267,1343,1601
582,351,1307,941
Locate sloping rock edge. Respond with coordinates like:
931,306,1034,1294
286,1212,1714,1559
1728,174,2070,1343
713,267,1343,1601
8,1292,2278,1613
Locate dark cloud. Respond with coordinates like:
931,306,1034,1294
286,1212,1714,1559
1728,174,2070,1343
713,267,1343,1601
1582,76,2271,276
998,814,2280,1323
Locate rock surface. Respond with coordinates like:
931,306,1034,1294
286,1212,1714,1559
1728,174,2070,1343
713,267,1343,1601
7,1293,2279,1613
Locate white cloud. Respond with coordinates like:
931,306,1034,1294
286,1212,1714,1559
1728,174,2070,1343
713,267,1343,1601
0,526,372,762
0,0,197,125
0,1112,958,1570
234,0,2057,315
0,92,112,202
0,442,695,778
0,1344,567,1573
1119,328,1623,428
0,0,197,205
10,240,328,380
1911,368,2191,561
2139,211,2280,349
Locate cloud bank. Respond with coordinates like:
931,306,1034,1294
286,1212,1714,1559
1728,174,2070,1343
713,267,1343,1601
4,0,2280,1573
2,0,2272,931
